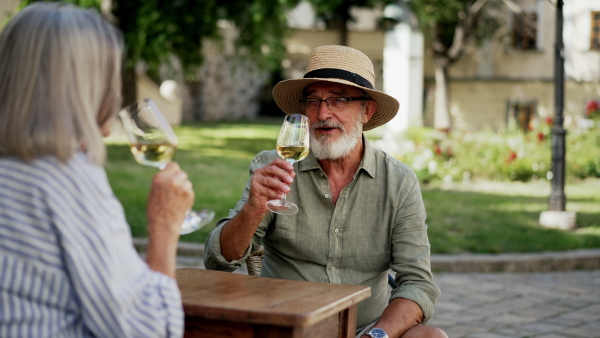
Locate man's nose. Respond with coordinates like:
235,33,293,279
315,100,333,120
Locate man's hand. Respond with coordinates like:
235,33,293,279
360,298,447,338
219,158,295,261
245,158,295,217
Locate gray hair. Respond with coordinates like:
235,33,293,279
0,2,123,165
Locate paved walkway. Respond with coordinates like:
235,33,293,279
155,241,600,338
428,270,600,338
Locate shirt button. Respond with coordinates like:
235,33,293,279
334,228,339,233
324,194,330,199
330,267,335,271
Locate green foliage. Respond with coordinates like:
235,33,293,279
304,0,394,44
394,124,600,184
308,0,393,24
567,129,600,179
409,0,465,46
19,0,299,78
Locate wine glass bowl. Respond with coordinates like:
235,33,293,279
266,114,310,215
119,99,178,169
129,143,176,170
118,98,215,234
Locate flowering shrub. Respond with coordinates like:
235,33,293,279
389,122,600,183
567,129,600,178
586,99,600,120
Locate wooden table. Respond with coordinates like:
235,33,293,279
176,268,371,338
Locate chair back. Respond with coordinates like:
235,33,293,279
246,246,264,276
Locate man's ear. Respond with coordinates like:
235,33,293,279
362,100,377,124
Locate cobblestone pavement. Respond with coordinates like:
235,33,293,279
428,270,600,338
175,256,600,338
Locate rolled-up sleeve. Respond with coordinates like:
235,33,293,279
204,223,254,271
203,151,276,271
389,174,440,324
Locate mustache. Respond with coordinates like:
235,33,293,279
311,120,346,133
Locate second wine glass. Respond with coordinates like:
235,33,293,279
266,114,310,215
118,98,215,234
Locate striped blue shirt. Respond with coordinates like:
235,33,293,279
0,152,183,337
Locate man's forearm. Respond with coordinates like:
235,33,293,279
219,204,267,261
362,298,423,338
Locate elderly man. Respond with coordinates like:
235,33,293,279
204,45,447,338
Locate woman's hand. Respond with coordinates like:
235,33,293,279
145,162,195,278
147,162,195,237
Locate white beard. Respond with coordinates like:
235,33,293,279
309,117,363,160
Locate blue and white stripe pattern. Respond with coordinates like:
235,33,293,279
0,152,183,337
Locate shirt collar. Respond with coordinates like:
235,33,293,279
298,135,377,179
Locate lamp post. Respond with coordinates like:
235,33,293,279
540,0,576,229
549,0,566,211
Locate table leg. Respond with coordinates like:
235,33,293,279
339,304,358,338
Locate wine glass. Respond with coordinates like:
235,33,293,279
118,98,215,235
266,114,310,215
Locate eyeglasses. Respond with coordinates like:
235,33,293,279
299,97,371,112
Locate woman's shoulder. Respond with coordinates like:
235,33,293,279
0,152,109,195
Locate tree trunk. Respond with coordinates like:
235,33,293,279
340,24,349,46
184,79,204,121
340,6,351,46
121,65,137,106
433,57,451,131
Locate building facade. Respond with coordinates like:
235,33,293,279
284,0,600,133
422,0,600,132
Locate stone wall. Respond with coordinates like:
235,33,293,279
180,39,269,122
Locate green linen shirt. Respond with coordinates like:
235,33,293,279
204,137,440,331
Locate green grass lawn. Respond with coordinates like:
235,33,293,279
423,179,600,254
105,121,600,254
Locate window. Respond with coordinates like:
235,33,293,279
591,11,600,50
507,101,537,132
512,11,538,50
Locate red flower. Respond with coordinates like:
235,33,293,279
537,132,545,142
586,100,600,119
435,146,442,155
545,116,553,125
505,151,517,163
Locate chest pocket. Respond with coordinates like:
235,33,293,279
268,215,296,240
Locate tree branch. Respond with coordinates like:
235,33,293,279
502,0,523,13
447,0,488,61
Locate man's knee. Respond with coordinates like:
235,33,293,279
402,325,448,338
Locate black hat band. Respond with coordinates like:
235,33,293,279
304,68,374,90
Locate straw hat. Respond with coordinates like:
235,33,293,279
272,45,399,131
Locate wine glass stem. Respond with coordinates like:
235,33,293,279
282,158,296,202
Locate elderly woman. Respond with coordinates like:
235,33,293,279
0,3,192,337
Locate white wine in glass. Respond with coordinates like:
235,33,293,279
118,98,215,234
266,114,310,215
129,143,176,169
